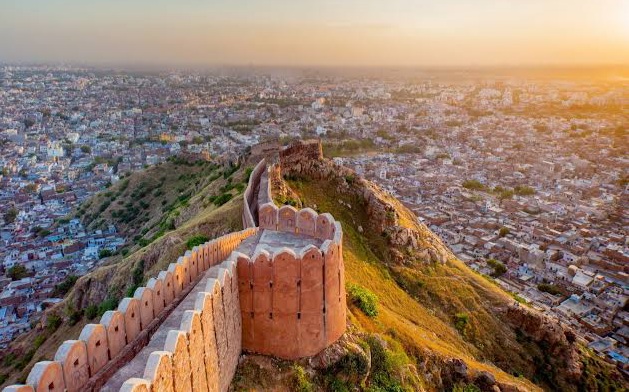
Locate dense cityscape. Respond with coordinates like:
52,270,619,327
0,65,627,376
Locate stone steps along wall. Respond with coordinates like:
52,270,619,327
120,254,242,392
5,228,257,392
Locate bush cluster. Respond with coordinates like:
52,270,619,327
348,284,378,317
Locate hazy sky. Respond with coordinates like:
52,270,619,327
1,0,628,66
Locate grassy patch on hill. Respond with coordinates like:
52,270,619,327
285,177,540,391
0,159,251,388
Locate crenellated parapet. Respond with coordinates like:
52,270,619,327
5,228,256,392
236,232,345,359
120,253,243,392
5,146,347,392
239,156,347,360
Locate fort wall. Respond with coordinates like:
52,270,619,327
238,153,346,360
6,145,347,392
236,229,345,359
242,159,266,228
8,228,256,392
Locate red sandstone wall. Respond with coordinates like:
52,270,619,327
239,155,347,360
11,228,256,392
237,227,346,360
243,159,267,228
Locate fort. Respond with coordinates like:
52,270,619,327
3,141,346,392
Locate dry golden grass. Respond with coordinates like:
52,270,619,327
0,162,249,387
287,177,541,391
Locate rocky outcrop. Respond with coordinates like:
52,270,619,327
278,139,451,266
506,305,583,381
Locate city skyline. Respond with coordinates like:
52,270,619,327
1,0,629,67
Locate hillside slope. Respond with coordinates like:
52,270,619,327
1,149,624,391
232,147,626,392
0,158,252,387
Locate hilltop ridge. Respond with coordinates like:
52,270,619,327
1,141,626,391
0,158,249,387
231,139,624,392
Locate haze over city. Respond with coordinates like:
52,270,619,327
1,0,629,66
1,1,628,391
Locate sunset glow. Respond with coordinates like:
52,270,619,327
1,0,628,66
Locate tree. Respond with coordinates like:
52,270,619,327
24,118,35,128
4,208,18,223
499,227,510,237
538,283,562,296
24,183,38,194
514,185,535,196
52,275,78,297
8,265,28,280
462,180,486,191
80,145,91,154
487,259,507,277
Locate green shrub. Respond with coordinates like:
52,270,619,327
46,314,62,332
514,185,535,196
33,335,47,350
2,353,16,367
244,166,254,182
125,261,145,296
13,349,35,371
328,350,370,381
348,284,378,317
187,235,209,250
462,179,486,191
487,258,507,277
223,164,239,179
365,336,407,392
85,305,98,320
512,293,528,304
66,306,83,325
98,297,118,316
453,383,481,392
52,275,78,297
327,377,351,392
8,265,29,281
213,193,233,207
454,313,469,334
291,365,314,392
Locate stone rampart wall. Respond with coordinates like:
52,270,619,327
242,159,266,228
239,156,347,360
120,254,242,392
7,228,256,392
6,146,348,392
236,228,346,360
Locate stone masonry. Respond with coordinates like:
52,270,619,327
4,146,346,392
